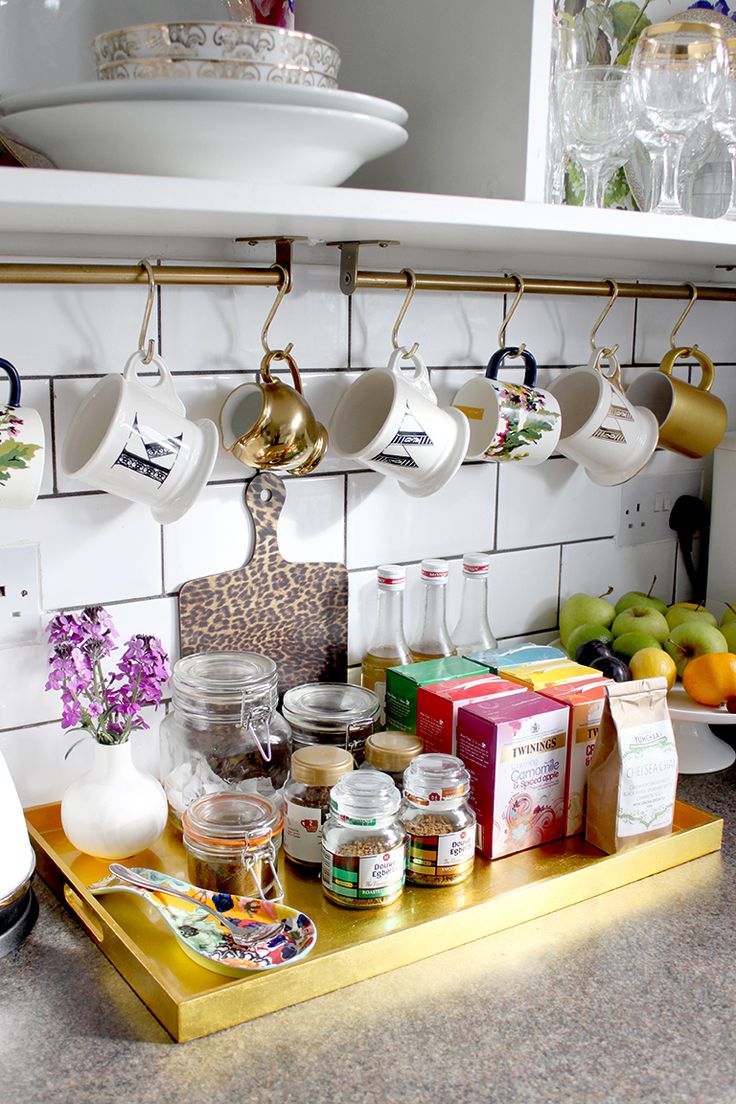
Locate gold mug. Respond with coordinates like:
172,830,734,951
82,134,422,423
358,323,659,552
625,346,728,459
219,349,328,475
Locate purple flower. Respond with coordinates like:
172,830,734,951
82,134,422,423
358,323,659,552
688,1,735,17
45,608,169,746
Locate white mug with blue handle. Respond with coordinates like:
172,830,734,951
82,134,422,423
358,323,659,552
0,358,45,510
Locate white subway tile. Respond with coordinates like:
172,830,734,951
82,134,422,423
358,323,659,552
705,364,736,429
160,264,348,374
0,275,159,379
163,474,344,593
351,285,505,368
1,708,163,808
346,464,496,570
495,629,561,647
497,458,619,549
14,379,54,497
560,538,677,610
635,292,736,365
163,481,254,593
0,496,161,609
0,641,58,732
489,545,561,639
496,291,636,367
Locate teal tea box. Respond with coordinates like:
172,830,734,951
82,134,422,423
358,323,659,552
385,657,489,734
464,643,566,675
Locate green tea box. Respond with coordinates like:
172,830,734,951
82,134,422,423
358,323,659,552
385,657,489,734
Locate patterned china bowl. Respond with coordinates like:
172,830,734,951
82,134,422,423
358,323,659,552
93,23,341,81
97,56,338,87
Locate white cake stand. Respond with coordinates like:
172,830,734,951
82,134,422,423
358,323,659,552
668,685,736,775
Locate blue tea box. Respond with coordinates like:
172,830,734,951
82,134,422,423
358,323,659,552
463,643,566,675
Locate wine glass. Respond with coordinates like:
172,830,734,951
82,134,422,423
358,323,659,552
712,38,736,219
630,21,728,216
557,66,635,208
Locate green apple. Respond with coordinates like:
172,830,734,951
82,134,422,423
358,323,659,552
611,606,669,644
612,631,662,661
666,604,718,631
720,620,736,653
559,590,615,649
664,621,729,679
566,622,614,659
720,603,736,627
615,578,667,617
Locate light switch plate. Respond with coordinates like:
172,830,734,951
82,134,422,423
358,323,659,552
0,543,42,646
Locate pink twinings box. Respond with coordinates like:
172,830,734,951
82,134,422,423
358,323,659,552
456,691,569,859
537,678,611,837
417,675,526,756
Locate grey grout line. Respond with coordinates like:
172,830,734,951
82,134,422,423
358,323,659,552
48,378,58,496
555,543,563,626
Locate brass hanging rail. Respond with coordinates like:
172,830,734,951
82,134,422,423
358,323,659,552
351,270,736,302
0,263,284,286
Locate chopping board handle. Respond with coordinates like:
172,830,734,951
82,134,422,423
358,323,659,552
245,472,286,566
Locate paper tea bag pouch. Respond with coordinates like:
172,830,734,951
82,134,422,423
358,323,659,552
585,677,678,855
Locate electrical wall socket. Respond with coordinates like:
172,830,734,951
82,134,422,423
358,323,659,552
0,544,42,646
617,471,703,548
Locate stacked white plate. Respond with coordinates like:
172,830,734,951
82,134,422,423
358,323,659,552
0,80,408,185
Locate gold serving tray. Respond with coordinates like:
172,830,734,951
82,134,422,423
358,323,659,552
27,801,722,1043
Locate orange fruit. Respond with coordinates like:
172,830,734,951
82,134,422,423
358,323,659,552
682,652,736,707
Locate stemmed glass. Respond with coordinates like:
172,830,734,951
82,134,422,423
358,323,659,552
712,37,736,219
557,66,635,208
630,21,728,216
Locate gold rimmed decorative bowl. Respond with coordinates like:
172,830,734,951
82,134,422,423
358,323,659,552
97,56,338,88
93,23,340,82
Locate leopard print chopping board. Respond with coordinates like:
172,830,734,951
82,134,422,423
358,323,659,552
178,472,348,694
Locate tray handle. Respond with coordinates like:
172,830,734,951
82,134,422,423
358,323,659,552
64,883,104,943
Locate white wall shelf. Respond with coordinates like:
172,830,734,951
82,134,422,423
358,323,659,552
1,168,736,279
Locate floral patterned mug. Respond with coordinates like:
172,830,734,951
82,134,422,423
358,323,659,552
452,347,561,465
0,358,44,509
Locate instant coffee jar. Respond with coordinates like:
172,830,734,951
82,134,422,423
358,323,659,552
321,771,405,909
160,652,291,827
400,753,476,886
361,730,423,790
283,745,354,870
182,792,284,901
281,682,380,763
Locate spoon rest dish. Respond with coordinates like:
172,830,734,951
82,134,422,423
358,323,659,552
90,867,317,977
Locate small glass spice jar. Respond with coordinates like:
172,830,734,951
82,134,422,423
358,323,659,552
182,792,284,901
400,753,476,887
281,683,380,764
283,745,354,871
361,730,423,790
321,771,405,909
160,652,292,827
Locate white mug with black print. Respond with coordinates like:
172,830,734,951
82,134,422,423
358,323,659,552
62,351,218,523
329,347,469,497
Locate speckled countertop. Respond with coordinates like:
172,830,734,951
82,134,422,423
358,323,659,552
3,756,736,1104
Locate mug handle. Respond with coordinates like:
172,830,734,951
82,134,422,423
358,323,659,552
660,346,715,392
588,347,624,393
260,348,303,393
0,357,21,409
486,346,538,388
387,346,437,404
122,351,185,416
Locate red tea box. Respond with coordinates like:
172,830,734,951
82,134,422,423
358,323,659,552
417,675,526,756
456,691,569,859
537,679,611,837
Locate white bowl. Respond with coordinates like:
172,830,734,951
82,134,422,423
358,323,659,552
97,56,338,88
93,23,340,79
0,79,409,127
0,99,407,185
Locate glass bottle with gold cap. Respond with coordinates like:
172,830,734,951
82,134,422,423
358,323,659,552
362,730,423,791
282,745,354,870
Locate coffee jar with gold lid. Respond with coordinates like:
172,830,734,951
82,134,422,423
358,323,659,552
362,730,423,790
182,791,284,901
283,745,354,870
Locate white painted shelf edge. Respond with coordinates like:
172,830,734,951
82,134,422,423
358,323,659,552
2,167,736,271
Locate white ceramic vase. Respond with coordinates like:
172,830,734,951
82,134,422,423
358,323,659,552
61,740,168,860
